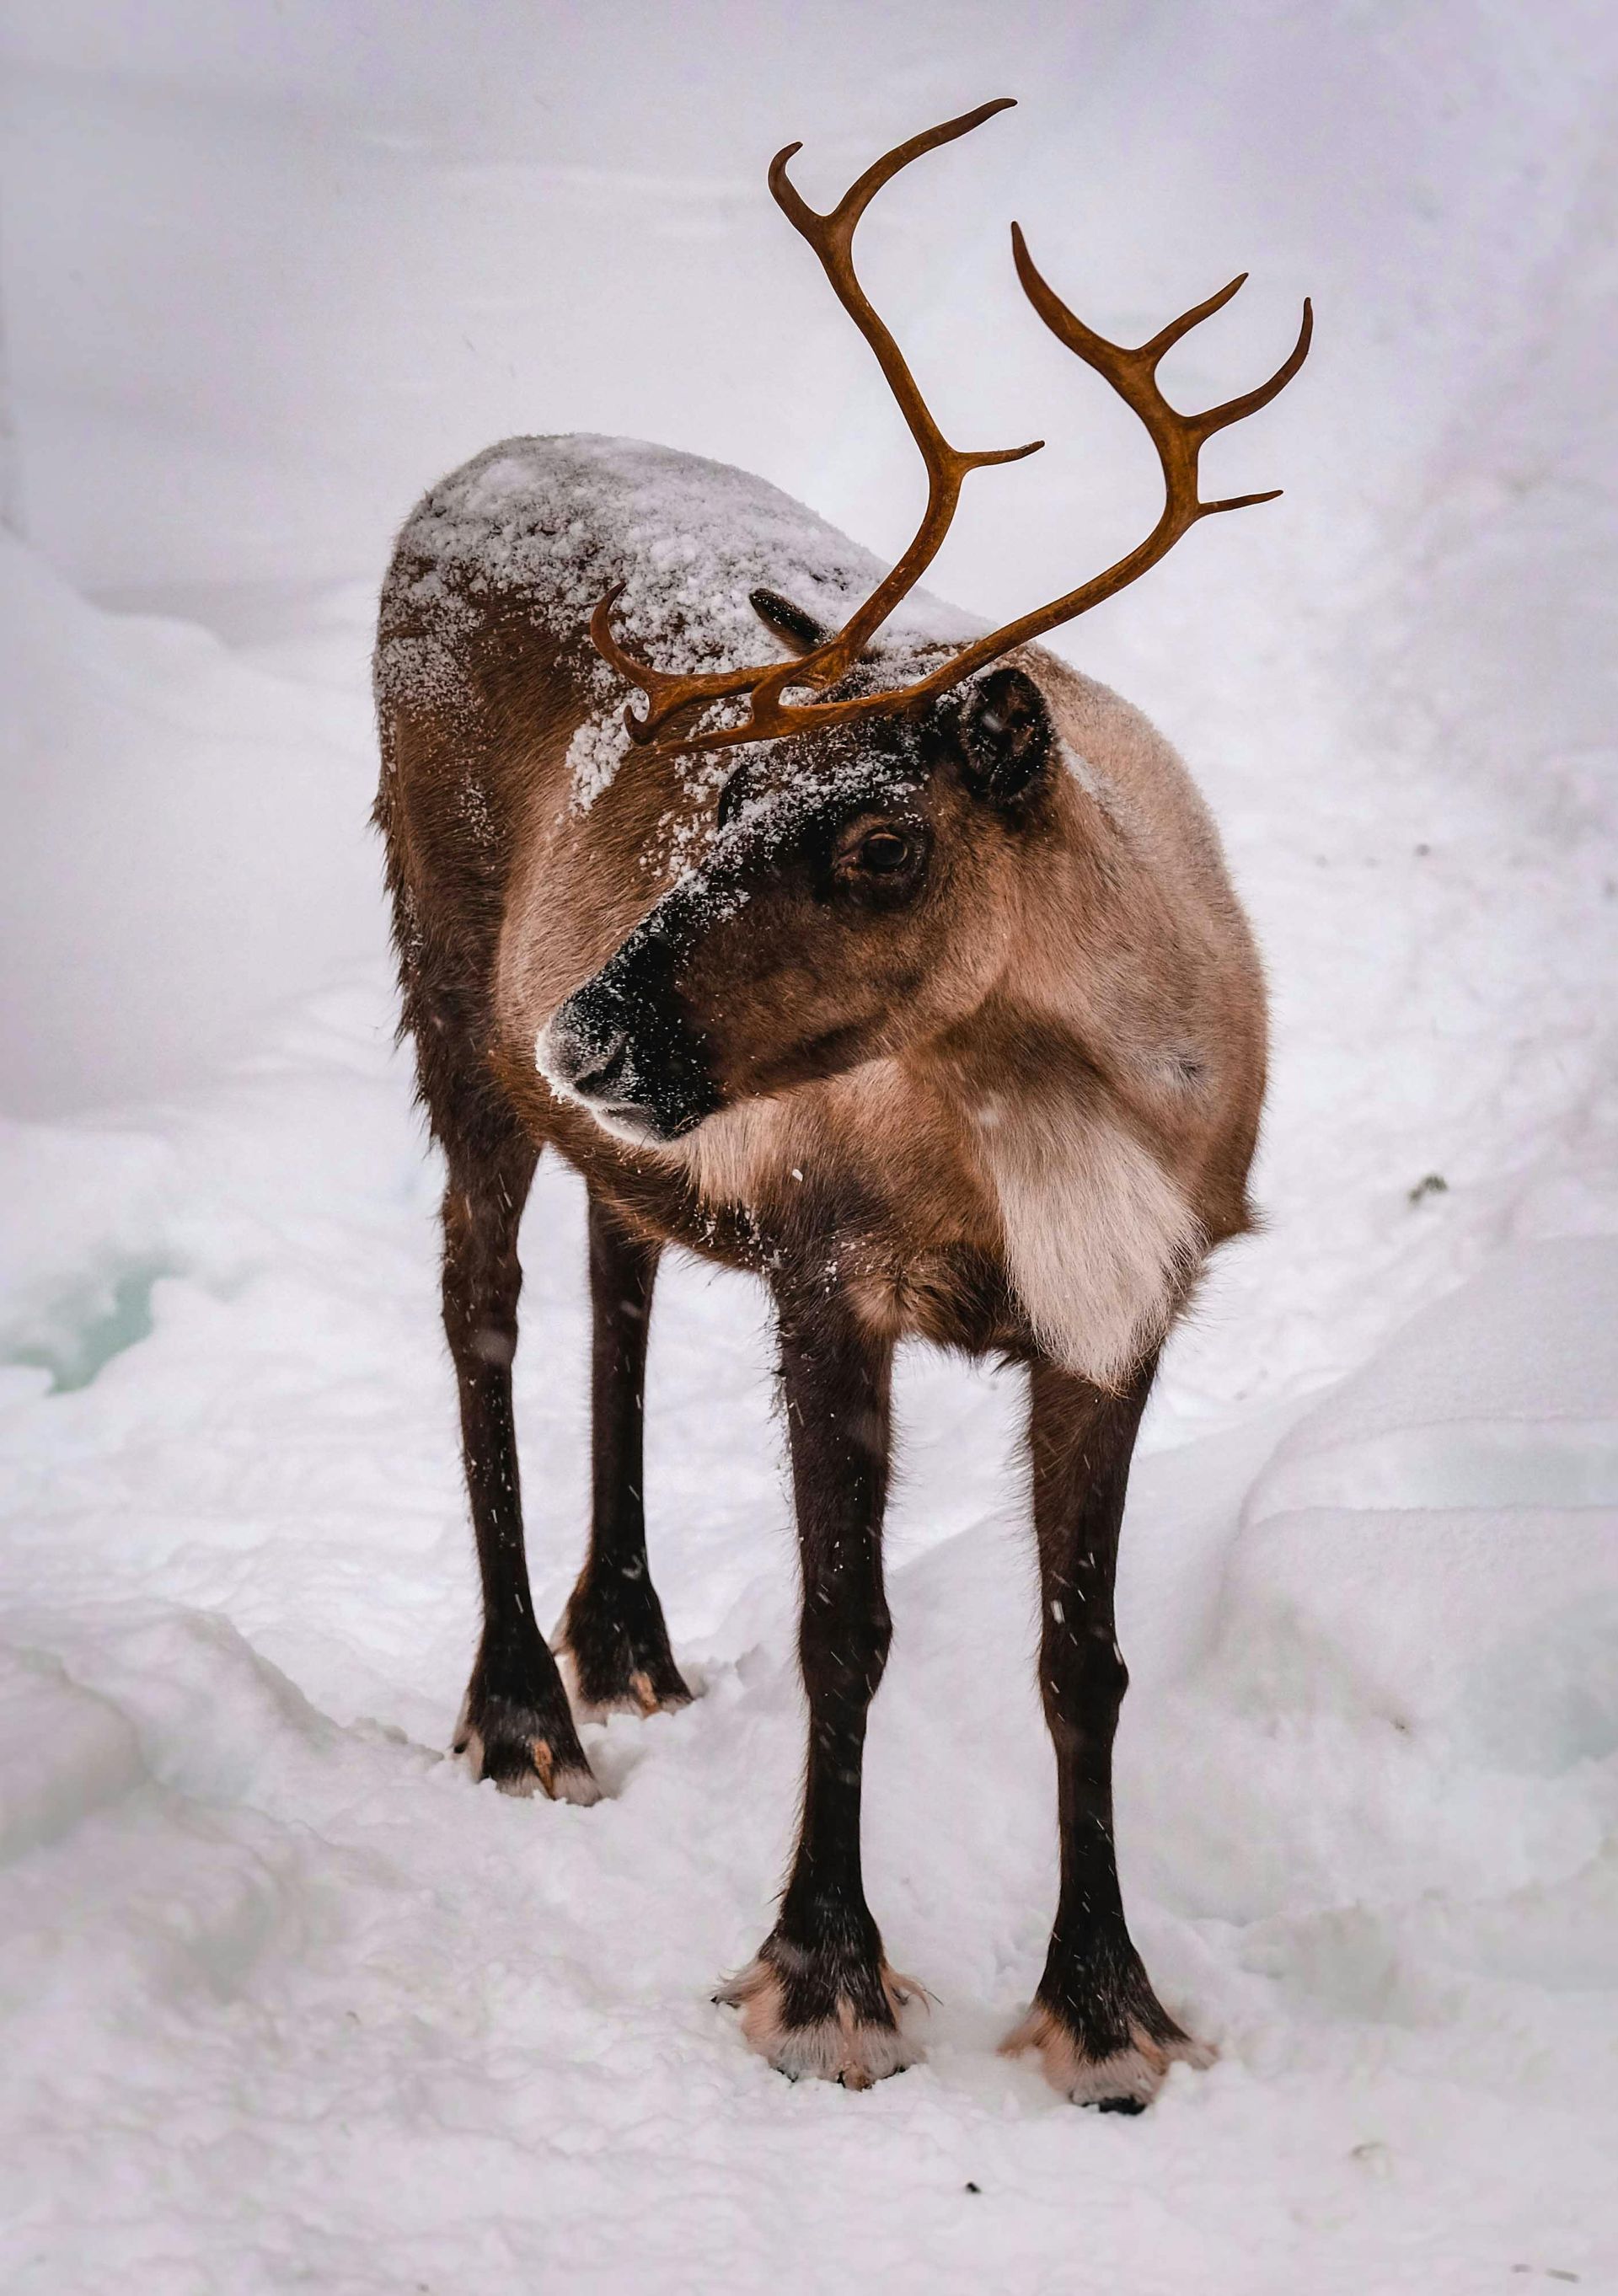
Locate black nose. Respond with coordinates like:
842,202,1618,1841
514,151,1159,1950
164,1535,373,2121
560,1024,630,1099
538,957,721,1143
539,997,630,1096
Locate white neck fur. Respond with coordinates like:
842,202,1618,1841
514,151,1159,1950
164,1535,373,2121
971,1083,1201,1390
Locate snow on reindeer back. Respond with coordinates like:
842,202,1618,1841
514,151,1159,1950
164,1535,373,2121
382,434,980,815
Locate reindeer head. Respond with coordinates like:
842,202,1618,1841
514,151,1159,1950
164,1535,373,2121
538,99,1310,1147
538,647,1058,1143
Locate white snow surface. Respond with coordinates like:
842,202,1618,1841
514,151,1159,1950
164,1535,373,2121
3,6,1618,2291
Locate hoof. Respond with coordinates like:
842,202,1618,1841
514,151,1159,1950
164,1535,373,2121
554,1579,695,1723
454,1696,603,1806
1000,2000,1214,2110
717,1947,924,2090
558,1646,694,1726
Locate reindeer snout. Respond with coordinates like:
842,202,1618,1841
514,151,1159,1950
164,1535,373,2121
537,991,633,1105
537,962,721,1145
540,1011,630,1098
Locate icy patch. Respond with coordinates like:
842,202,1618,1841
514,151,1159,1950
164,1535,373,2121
3,1260,172,1394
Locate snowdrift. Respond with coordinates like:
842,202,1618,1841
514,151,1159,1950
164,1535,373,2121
0,533,380,1115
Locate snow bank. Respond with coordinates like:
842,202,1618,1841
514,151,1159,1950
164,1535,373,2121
0,534,380,1116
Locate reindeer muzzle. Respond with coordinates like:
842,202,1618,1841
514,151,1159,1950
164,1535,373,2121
538,944,720,1146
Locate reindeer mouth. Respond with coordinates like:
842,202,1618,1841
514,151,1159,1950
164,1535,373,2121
584,1100,682,1147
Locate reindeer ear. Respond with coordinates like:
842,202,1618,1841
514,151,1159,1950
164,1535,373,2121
749,586,830,657
958,666,1054,808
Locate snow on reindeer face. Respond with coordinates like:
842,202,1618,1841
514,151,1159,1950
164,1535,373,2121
537,662,1057,1145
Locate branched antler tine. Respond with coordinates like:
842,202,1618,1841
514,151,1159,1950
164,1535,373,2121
860,224,1314,702
1012,227,1311,513
766,101,1016,470
1139,273,1247,367
765,101,1040,670
1191,298,1315,440
590,585,760,744
1010,224,1152,404
1012,233,1312,450
586,102,1312,765
769,98,1017,255
589,585,657,739
965,439,1046,469
1202,487,1284,516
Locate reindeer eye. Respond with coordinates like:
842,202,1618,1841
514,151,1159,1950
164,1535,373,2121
855,829,913,873
831,816,929,902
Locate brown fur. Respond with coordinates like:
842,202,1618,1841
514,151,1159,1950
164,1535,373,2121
377,533,1265,1384
375,436,1266,2096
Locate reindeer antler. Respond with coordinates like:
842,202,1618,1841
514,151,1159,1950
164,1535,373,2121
592,99,1040,747
591,104,1312,758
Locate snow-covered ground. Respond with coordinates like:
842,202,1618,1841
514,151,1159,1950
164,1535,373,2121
3,5,1617,2290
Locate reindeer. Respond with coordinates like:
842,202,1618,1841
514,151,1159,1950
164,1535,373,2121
373,99,1310,2107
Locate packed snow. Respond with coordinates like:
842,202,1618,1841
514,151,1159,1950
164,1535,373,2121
3,4,1617,2292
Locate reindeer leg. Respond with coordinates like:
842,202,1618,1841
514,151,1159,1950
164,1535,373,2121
442,1131,599,1805
719,1287,920,2087
1003,1353,1212,2107
555,1193,691,1720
